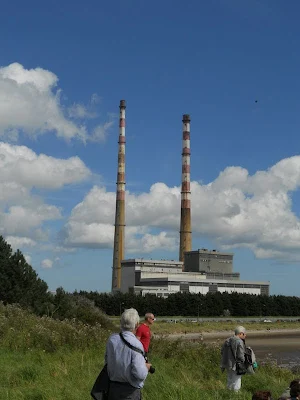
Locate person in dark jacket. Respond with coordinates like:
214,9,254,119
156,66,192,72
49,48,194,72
279,379,300,400
290,381,300,399
220,326,246,391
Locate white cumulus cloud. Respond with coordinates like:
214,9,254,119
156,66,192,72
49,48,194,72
24,254,32,265
61,155,300,261
90,121,114,143
68,103,97,119
0,62,114,142
61,188,178,253
0,142,91,189
6,236,37,249
0,142,91,243
41,259,53,269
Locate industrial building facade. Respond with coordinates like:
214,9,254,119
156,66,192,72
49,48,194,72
120,250,270,297
184,249,240,279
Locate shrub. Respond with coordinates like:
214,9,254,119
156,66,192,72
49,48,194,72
0,302,116,352
53,288,116,329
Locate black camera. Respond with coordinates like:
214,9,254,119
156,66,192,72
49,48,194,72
149,366,155,374
145,355,155,374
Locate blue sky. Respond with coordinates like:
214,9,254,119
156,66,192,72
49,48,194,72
1,0,300,295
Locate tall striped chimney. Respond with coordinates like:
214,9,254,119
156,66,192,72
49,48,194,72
179,114,192,268
111,100,126,291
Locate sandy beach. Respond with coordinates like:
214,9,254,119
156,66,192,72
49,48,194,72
154,328,300,341
154,328,300,368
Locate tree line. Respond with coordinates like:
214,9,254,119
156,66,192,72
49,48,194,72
1,235,300,319
79,290,300,317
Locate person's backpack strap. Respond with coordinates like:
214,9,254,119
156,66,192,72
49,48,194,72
119,333,145,357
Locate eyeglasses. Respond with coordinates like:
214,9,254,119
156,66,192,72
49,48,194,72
149,317,155,321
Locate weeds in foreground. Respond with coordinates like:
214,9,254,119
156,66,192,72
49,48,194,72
0,303,296,399
0,302,114,352
0,341,295,400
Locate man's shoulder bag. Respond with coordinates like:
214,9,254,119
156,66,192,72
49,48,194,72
236,361,247,376
91,363,110,400
230,344,247,376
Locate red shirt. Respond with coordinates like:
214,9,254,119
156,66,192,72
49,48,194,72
136,323,151,352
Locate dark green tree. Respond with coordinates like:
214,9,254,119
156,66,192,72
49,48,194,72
0,236,51,314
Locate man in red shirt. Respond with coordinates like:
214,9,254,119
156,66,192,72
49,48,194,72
136,313,155,359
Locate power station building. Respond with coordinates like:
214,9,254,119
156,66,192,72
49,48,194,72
120,250,270,296
111,101,270,297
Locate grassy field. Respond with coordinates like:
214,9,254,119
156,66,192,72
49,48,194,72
0,304,298,399
0,341,295,400
152,320,300,335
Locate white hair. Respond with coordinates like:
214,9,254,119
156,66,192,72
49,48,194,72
120,308,140,331
234,326,246,335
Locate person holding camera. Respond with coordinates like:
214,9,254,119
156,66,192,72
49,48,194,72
220,326,247,392
105,308,152,400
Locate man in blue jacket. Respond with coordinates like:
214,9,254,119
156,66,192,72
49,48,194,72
105,308,152,400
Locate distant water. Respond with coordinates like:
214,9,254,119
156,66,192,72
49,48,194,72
246,334,300,370
166,331,300,370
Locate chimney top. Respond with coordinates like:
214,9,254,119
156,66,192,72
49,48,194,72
182,114,191,123
120,100,126,109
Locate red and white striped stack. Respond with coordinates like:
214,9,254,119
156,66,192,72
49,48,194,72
179,114,192,267
111,100,126,291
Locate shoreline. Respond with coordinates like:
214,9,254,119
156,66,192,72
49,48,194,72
154,328,300,341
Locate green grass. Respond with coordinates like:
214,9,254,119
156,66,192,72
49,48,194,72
0,304,297,399
0,341,295,400
0,348,102,399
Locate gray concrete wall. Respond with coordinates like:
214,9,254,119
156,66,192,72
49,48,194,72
185,251,233,274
